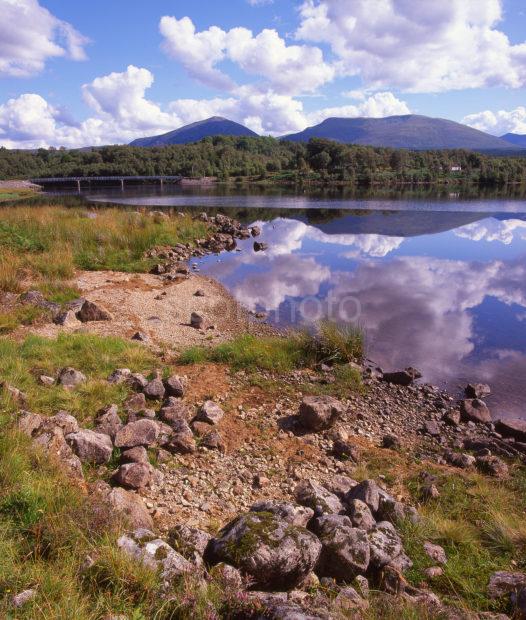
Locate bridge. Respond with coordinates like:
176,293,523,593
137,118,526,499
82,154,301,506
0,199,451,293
30,175,183,191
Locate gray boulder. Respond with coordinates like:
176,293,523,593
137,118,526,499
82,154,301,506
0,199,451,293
460,399,491,423
114,419,159,448
488,571,526,598
465,383,491,399
495,418,526,442
121,446,149,464
48,410,79,435
195,400,224,425
94,404,122,439
344,479,381,514
65,429,113,464
117,529,192,587
368,521,403,569
107,368,131,384
143,378,165,400
163,375,185,397
423,541,447,565
382,367,421,386
298,396,344,431
58,367,86,388
250,501,314,528
312,514,370,581
206,512,321,591
33,427,84,479
295,480,343,514
92,483,153,529
346,499,376,531
76,300,112,322
168,524,212,567
112,462,152,489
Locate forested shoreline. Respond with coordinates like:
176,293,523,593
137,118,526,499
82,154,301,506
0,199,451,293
1,135,525,186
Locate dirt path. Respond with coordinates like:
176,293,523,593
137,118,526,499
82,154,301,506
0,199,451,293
27,270,261,350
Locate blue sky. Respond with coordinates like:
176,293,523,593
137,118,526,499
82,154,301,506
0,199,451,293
1,0,526,147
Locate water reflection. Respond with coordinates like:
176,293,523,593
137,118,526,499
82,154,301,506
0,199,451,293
197,208,526,419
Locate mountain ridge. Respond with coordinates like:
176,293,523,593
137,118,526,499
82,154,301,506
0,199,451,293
281,114,519,151
129,116,258,147
500,132,526,148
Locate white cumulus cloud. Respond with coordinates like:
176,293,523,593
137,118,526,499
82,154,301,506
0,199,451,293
462,106,526,135
0,0,89,77
296,0,526,93
159,15,334,95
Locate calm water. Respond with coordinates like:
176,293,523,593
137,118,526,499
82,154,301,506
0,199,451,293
73,185,526,419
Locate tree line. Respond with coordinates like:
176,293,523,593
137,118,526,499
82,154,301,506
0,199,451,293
1,136,525,186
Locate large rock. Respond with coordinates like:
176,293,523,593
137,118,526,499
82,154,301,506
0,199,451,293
495,418,526,442
460,399,491,423
297,396,344,431
163,375,185,397
58,367,86,388
48,410,79,435
165,432,196,455
295,480,343,514
382,367,422,386
53,310,80,327
168,524,212,567
92,482,153,529
250,501,314,528
112,462,152,489
195,400,224,425
312,514,370,581
121,446,149,464
347,499,376,531
368,521,403,569
465,383,491,399
444,450,476,469
76,300,112,322
144,378,165,400
344,479,381,514
488,571,526,598
159,400,191,425
206,512,321,591
114,419,159,448
94,404,122,439
117,529,192,587
65,429,113,464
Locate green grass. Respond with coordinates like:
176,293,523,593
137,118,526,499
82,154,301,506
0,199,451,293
0,204,207,291
0,333,156,424
399,467,526,613
179,324,364,372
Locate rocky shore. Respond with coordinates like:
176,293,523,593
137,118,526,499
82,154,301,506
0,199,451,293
2,211,526,618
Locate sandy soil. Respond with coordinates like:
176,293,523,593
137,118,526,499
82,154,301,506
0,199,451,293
27,270,263,350
0,180,41,190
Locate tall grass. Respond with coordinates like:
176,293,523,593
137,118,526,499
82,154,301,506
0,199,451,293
0,205,208,292
179,323,364,372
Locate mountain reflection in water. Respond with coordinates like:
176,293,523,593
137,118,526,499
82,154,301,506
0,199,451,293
195,208,526,420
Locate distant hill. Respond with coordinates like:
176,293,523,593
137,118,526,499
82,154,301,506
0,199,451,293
130,116,257,147
282,114,519,151
501,133,526,148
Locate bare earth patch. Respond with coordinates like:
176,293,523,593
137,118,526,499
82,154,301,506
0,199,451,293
24,270,258,350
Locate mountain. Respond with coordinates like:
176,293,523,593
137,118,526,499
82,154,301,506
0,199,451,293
130,117,258,147
282,114,519,151
501,133,526,148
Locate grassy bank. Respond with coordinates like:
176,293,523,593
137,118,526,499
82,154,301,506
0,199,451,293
179,322,365,371
1,332,525,617
0,333,250,619
0,204,207,332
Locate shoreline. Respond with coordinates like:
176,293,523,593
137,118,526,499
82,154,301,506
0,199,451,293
1,206,526,618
